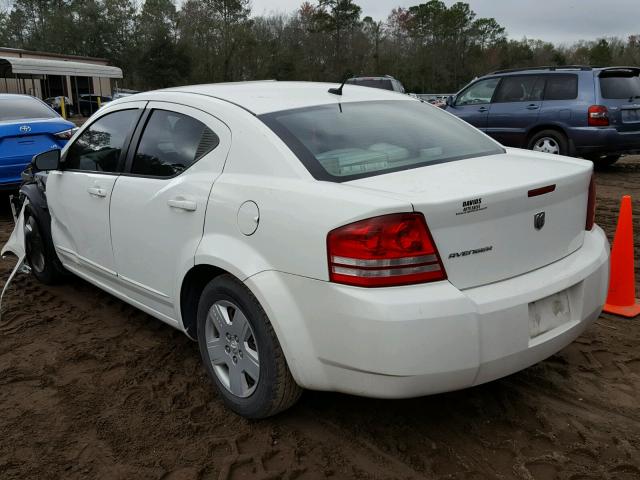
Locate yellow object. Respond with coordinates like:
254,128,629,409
97,96,101,109
60,98,66,119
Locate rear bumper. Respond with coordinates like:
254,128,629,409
246,226,609,398
570,126,640,156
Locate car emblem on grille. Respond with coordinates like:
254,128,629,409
534,212,546,230
19,125,31,133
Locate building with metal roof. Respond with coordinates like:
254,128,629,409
0,47,123,116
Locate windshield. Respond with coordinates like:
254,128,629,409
0,96,58,121
261,100,504,181
600,72,640,99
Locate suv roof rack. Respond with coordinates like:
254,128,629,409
490,65,593,75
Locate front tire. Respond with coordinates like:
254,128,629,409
197,274,301,419
527,129,569,156
24,208,65,285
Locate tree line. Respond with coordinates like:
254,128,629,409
1,0,639,93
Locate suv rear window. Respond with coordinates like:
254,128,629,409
600,71,640,99
543,75,578,100
0,96,57,121
260,100,504,182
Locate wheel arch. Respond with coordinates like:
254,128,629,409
179,263,229,340
526,123,569,142
526,124,573,155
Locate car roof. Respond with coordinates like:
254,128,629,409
161,81,411,115
0,93,37,100
486,65,640,78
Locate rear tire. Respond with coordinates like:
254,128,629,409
24,207,66,285
197,274,301,419
527,130,569,156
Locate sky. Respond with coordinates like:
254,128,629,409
249,0,640,45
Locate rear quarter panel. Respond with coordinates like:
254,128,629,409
193,109,413,281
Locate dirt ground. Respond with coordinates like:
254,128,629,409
1,157,640,480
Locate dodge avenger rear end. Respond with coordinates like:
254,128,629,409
3,82,609,418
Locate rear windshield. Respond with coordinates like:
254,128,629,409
0,96,57,121
260,100,504,181
600,71,640,99
347,79,394,91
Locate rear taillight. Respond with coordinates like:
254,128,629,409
586,175,596,230
588,105,609,127
327,213,446,287
54,127,78,140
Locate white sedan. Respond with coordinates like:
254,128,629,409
3,82,609,418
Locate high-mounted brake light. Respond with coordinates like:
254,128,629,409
327,213,447,287
588,105,609,127
586,175,596,230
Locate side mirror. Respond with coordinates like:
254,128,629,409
446,95,456,107
33,149,61,171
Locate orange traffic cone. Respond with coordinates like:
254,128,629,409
603,195,640,318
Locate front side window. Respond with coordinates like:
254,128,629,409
64,109,139,172
131,109,219,177
455,78,500,106
544,75,578,100
261,100,504,181
494,76,543,103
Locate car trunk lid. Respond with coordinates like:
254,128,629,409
347,150,592,290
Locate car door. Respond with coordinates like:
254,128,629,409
109,102,231,323
447,77,500,130
486,75,544,147
46,103,145,286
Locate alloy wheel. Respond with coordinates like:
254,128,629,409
205,300,260,398
533,137,560,154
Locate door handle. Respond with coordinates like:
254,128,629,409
87,186,106,197
167,198,197,212
526,104,540,110
478,107,489,113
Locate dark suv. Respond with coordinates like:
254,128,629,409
444,66,640,166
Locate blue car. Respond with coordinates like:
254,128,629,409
444,66,640,166
0,94,77,188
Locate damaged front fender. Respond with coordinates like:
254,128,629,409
1,200,29,317
2,200,28,260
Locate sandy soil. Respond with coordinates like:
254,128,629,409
1,157,640,480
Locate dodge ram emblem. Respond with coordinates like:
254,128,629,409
534,212,546,230
19,125,31,133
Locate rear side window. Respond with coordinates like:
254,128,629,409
600,71,640,99
131,109,219,177
494,76,544,102
65,109,139,172
0,96,57,121
543,75,578,100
